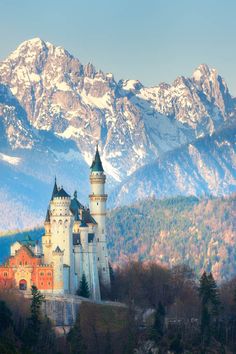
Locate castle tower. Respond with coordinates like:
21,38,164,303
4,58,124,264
89,146,110,287
50,187,75,293
42,209,52,264
52,246,64,294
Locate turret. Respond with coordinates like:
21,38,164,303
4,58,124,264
52,246,64,294
44,209,51,235
50,185,75,293
89,145,110,288
42,207,52,264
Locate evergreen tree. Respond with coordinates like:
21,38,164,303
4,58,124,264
104,330,113,354
30,285,45,329
150,301,166,343
109,262,115,283
233,286,236,306
0,301,13,334
199,272,220,348
169,333,183,354
207,273,220,315
67,313,87,354
78,273,90,298
23,285,45,351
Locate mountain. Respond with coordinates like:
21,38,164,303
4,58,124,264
1,195,235,281
0,37,236,230
110,123,236,206
106,195,236,282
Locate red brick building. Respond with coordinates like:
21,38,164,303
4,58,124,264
0,238,53,292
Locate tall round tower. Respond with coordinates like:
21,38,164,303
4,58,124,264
89,146,111,287
50,187,75,293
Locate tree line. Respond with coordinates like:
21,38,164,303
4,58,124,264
0,261,236,353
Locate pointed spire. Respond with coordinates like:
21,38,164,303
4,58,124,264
45,208,50,223
51,176,58,200
90,144,104,172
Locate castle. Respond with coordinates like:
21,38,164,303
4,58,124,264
0,147,110,300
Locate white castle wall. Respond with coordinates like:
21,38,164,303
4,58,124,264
89,171,110,287
50,196,75,294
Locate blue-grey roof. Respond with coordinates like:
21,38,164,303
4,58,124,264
54,246,62,253
20,235,36,247
90,146,104,172
70,191,84,215
54,187,70,198
45,208,50,222
51,177,58,200
80,219,88,228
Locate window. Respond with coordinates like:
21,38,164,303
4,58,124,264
103,267,105,271
40,272,44,276
47,272,51,276
97,238,99,242
19,279,27,290
3,272,8,277
48,282,51,286
19,261,22,265
97,202,99,206
97,257,99,261
41,282,44,286
25,261,27,265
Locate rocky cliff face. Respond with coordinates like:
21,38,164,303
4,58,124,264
0,38,235,229
110,124,236,206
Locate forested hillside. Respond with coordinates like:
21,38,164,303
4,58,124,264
106,195,236,281
0,195,235,281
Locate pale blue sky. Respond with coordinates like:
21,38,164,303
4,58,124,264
0,0,236,93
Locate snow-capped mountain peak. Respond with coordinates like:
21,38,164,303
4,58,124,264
0,39,235,228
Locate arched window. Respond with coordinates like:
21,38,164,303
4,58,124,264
40,272,44,276
19,279,27,290
3,272,8,277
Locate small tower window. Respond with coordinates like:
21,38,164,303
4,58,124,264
97,257,99,261
3,272,8,277
97,203,99,206
103,267,105,271
97,238,99,242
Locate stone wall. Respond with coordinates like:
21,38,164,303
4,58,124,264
41,294,89,326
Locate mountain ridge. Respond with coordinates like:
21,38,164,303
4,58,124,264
0,38,236,229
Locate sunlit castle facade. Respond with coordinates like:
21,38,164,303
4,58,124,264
0,147,110,301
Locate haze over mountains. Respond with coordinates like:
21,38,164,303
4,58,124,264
0,38,235,230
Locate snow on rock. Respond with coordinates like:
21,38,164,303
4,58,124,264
0,153,22,165
0,37,235,199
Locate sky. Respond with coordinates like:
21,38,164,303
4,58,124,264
0,0,236,93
